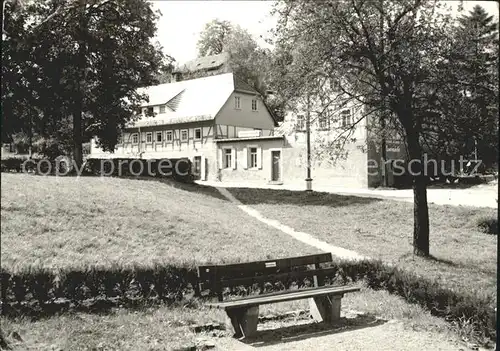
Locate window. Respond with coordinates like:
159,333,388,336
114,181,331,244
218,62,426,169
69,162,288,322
224,148,232,168
249,147,258,168
180,129,188,142
166,131,173,142
194,128,202,140
296,114,305,131
147,107,154,115
234,96,241,109
132,133,139,144
155,131,162,143
251,99,258,111
319,114,329,130
341,109,351,127
146,132,153,143
159,105,166,114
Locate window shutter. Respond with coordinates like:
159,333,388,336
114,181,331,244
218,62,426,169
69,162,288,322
218,148,223,170
243,147,248,169
257,147,263,169
231,148,237,169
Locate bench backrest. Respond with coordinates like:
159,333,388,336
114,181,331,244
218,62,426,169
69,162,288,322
197,253,333,301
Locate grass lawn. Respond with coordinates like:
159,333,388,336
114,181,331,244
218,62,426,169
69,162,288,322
1,285,463,351
0,175,493,348
1,174,319,271
227,188,497,302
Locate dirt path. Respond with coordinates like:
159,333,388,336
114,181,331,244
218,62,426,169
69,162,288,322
216,187,365,261
216,319,467,351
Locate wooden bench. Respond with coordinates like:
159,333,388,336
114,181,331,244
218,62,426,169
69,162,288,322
196,253,361,338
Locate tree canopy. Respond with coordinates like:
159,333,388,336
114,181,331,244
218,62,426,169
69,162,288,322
428,4,499,168
271,0,494,256
2,0,167,163
196,19,286,121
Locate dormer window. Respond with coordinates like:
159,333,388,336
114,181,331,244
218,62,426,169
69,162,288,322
234,96,241,109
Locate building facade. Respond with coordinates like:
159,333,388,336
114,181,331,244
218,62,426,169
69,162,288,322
90,71,405,188
90,73,278,181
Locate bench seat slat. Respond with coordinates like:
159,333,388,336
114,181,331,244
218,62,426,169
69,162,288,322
206,285,361,310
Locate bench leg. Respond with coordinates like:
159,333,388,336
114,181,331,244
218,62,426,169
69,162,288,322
309,295,342,324
226,306,259,339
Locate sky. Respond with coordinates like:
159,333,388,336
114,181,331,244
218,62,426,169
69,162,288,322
151,0,499,65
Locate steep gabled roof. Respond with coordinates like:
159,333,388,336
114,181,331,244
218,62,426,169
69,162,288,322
131,73,236,127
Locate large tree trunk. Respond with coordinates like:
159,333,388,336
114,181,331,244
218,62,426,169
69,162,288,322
73,0,86,169
406,130,430,256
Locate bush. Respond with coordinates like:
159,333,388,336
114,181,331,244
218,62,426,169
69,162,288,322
476,217,498,235
10,132,31,154
33,137,66,161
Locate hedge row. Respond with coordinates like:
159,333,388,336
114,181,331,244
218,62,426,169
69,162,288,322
0,265,196,308
84,158,194,182
1,157,73,174
1,157,194,182
1,157,35,172
0,259,495,341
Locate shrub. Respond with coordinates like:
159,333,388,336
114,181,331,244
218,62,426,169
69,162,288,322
10,132,31,154
33,137,65,161
476,217,498,235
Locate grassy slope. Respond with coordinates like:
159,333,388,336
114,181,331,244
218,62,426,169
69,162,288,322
228,188,497,301
1,174,318,271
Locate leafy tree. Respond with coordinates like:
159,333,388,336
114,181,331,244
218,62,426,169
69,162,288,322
2,0,167,166
430,5,499,169
272,0,459,256
196,19,286,121
196,19,232,57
